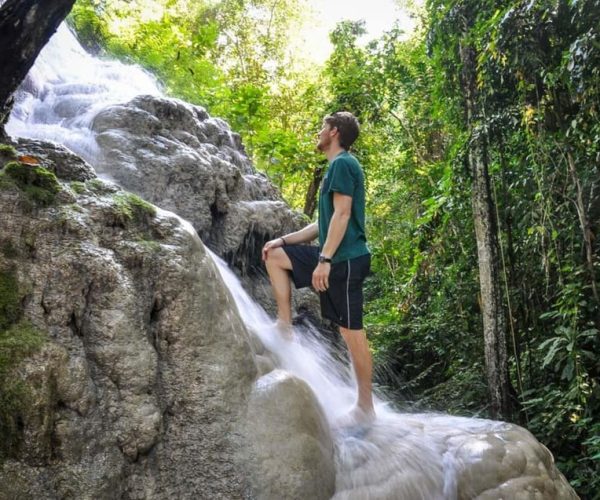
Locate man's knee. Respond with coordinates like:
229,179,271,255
265,247,292,271
339,327,366,341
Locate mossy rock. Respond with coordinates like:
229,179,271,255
0,161,61,206
69,181,86,195
111,192,157,227
0,268,21,332
0,320,45,459
0,266,45,460
0,144,17,166
86,178,115,195
0,240,18,259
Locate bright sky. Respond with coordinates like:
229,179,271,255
298,0,419,63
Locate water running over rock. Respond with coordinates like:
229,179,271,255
6,25,303,291
212,251,578,499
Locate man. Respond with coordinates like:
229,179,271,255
261,111,374,426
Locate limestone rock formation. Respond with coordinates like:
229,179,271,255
332,413,578,500
90,95,304,278
0,138,335,499
243,370,336,500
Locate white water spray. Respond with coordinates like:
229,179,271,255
6,24,160,165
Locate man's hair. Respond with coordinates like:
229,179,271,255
324,111,360,150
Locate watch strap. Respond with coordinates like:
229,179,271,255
318,254,332,264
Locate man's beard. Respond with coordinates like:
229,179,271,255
317,136,330,152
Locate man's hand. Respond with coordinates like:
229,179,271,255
262,238,284,261
312,262,331,292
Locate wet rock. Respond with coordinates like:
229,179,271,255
14,137,96,182
332,413,578,500
0,151,258,498
243,370,336,500
90,94,304,278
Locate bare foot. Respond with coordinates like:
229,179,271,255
333,405,376,429
274,319,294,341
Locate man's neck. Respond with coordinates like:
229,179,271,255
325,145,346,162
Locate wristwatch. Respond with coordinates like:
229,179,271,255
318,254,332,264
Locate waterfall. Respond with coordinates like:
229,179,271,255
6,23,160,165
5,21,573,500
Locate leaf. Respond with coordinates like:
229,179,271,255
18,155,41,165
561,358,574,381
540,337,563,368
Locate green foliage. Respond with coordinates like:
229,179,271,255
421,0,600,492
1,161,61,206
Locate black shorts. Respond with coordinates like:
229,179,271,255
282,245,371,330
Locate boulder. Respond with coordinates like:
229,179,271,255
332,412,578,500
90,95,304,278
0,140,259,498
243,370,336,500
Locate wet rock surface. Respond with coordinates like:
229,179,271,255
243,370,336,500
91,95,304,279
0,140,324,499
332,413,578,500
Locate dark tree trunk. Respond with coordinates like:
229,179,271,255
0,0,76,136
303,162,326,218
459,30,514,420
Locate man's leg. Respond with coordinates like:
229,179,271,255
339,327,375,415
264,247,294,325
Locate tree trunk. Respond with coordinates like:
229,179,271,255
303,162,326,218
566,150,599,304
459,35,514,420
0,0,76,135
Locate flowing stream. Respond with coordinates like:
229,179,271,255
6,23,542,500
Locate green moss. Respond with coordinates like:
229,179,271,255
134,237,161,253
86,178,112,194
0,240,18,259
112,192,157,226
0,320,45,459
0,144,17,164
0,267,44,460
0,268,21,332
1,161,61,206
70,181,86,194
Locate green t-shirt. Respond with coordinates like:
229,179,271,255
318,151,370,263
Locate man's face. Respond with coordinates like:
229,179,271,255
316,122,336,152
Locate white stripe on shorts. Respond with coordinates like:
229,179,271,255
346,260,351,328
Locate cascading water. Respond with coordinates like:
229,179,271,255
6,23,160,166
210,247,500,499
6,21,576,500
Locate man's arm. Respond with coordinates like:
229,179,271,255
281,222,319,245
312,192,352,292
261,222,318,261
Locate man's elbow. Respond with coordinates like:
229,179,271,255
334,209,351,220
